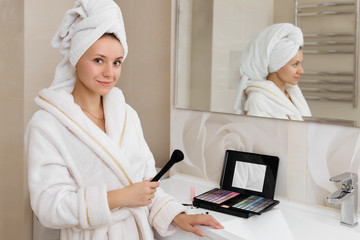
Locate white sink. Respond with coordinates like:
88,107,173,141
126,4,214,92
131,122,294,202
199,201,360,240
158,174,360,240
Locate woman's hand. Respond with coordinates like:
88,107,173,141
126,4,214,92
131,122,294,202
172,213,224,237
107,178,159,209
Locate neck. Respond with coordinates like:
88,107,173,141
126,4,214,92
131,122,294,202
267,72,286,94
73,93,103,112
72,80,106,131
72,80,103,112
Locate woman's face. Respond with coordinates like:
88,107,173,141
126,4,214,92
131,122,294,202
276,50,304,86
75,35,124,96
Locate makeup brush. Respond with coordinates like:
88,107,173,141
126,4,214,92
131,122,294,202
151,149,184,181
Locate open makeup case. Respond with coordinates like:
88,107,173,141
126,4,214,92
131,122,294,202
192,150,280,218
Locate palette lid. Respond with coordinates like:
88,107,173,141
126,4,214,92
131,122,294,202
220,150,279,199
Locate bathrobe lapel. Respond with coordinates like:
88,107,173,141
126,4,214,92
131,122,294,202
286,84,312,117
36,87,136,187
246,81,306,120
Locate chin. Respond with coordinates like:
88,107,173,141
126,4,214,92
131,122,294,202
98,89,112,96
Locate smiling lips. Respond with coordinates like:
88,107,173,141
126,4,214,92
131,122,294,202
97,80,112,86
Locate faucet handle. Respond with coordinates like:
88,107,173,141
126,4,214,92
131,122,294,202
330,172,358,187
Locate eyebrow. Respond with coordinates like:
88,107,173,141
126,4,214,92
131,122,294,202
95,54,124,60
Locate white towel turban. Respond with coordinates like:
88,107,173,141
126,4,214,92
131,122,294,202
234,23,304,113
50,0,128,92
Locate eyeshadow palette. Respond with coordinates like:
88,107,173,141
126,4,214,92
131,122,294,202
192,150,280,218
193,188,279,218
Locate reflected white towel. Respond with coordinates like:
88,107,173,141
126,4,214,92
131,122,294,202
234,23,303,113
51,0,128,92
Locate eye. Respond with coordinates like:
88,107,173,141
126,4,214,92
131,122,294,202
94,58,103,64
114,60,122,66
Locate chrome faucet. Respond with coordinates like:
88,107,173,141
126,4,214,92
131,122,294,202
327,172,358,227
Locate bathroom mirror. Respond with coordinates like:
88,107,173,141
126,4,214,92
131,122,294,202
174,0,360,127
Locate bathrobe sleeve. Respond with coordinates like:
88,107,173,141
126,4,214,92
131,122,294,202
26,111,112,229
148,190,186,237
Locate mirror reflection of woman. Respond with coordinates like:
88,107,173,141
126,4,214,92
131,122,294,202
234,23,311,120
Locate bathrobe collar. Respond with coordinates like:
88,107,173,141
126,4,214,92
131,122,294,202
245,80,311,120
35,87,135,186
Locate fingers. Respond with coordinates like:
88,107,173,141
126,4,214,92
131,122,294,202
121,180,160,207
173,213,224,238
190,226,205,237
145,178,160,188
142,180,159,204
198,214,223,228
190,215,223,237
175,217,205,237
205,216,224,229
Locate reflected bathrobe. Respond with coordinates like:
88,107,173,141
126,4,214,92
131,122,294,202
26,87,186,240
244,81,312,121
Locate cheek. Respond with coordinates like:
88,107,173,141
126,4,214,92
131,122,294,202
78,63,98,79
114,67,122,79
279,67,295,78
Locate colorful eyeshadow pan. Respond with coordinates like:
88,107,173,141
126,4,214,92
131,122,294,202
232,195,276,213
195,188,220,200
195,189,240,204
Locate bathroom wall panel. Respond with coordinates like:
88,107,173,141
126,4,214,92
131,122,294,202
307,123,360,207
24,0,72,122
287,121,308,202
170,108,360,208
116,0,172,167
23,1,76,239
0,0,30,239
170,109,290,198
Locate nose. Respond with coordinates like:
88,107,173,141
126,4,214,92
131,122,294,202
103,63,114,78
298,65,304,75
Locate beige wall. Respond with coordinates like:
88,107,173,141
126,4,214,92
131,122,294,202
0,0,31,239
1,0,172,239
115,0,172,167
24,1,74,238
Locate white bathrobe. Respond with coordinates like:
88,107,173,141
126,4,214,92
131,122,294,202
244,81,312,121
26,87,186,240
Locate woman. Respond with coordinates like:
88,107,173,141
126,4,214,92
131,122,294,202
234,23,311,120
25,0,222,239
